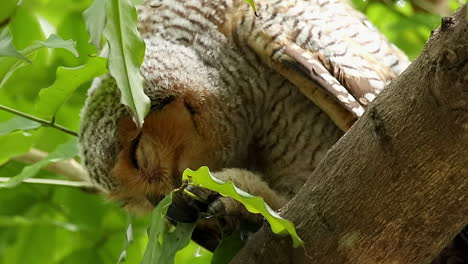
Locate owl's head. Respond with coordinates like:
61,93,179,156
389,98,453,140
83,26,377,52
79,41,229,212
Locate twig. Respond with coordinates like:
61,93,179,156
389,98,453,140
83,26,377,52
12,148,105,193
0,104,78,137
13,148,88,181
0,177,94,188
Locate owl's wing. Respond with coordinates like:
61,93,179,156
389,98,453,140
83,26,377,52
224,0,410,130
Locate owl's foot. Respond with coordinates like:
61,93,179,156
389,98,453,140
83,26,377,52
167,184,262,251
166,169,287,251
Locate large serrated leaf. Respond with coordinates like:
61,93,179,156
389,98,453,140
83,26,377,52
141,192,197,264
183,166,304,247
0,138,78,188
35,57,107,120
83,0,107,50
103,0,150,127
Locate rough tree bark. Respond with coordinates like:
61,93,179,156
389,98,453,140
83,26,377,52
230,5,468,264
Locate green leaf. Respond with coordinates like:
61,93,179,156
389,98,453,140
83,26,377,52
183,166,304,248
103,0,150,127
0,58,29,88
0,28,30,62
83,0,107,50
174,241,213,264
243,0,257,12
117,215,133,264
0,138,78,188
211,232,245,264
35,57,107,120
142,193,197,264
0,0,19,25
37,34,79,57
0,116,41,136
0,131,34,165
0,33,79,88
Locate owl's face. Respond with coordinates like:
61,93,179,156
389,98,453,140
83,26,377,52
110,93,226,213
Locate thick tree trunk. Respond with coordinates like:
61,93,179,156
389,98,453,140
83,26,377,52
230,5,468,264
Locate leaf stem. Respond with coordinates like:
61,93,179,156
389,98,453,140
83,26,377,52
0,104,78,137
0,177,93,188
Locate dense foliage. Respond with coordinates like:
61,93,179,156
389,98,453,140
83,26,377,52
0,0,462,263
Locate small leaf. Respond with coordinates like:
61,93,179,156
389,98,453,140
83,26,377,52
37,34,79,57
0,138,78,188
0,28,30,62
83,0,107,49
0,116,41,136
141,193,197,264
35,57,107,120
183,167,304,247
103,0,150,127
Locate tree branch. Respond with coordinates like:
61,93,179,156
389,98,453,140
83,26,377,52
12,148,103,193
231,5,467,264
13,148,88,182
0,177,94,188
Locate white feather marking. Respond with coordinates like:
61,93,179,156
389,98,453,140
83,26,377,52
352,107,365,116
337,94,349,103
364,93,376,102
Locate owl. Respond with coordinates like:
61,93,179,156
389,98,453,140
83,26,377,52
79,0,410,251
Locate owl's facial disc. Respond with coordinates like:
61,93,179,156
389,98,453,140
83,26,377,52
110,96,224,213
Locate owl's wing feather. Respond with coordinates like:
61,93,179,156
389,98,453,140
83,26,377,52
226,0,410,130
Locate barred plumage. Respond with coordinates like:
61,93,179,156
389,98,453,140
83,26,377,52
79,0,409,249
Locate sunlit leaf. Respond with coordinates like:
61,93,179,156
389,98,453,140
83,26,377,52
103,0,150,127
54,12,98,67
7,7,44,49
0,28,30,62
0,138,78,188
0,34,79,88
0,116,40,136
183,166,304,247
35,57,107,120
141,193,198,264
83,0,107,50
